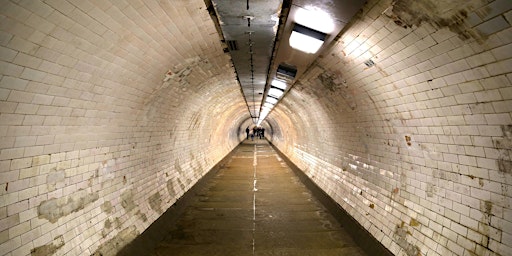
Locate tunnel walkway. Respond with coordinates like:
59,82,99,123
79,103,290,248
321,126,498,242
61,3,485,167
123,140,367,256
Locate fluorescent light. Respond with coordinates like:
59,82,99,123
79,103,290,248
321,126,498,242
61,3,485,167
265,97,278,104
271,79,287,90
268,88,284,98
289,24,326,54
264,102,274,108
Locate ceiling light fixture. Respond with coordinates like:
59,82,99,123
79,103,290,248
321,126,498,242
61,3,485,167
265,96,278,104
264,102,274,108
268,88,284,98
289,23,327,54
271,79,287,90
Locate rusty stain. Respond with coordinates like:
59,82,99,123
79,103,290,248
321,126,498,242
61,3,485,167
123,176,127,184
369,203,375,209
392,187,399,194
5,182,7,191
409,218,419,226
405,135,412,146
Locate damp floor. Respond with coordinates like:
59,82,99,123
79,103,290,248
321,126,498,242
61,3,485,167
121,140,368,256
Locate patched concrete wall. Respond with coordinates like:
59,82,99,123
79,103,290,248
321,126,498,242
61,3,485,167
269,0,512,255
0,1,248,255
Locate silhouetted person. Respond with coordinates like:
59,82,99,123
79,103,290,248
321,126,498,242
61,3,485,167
261,128,265,138
246,127,250,139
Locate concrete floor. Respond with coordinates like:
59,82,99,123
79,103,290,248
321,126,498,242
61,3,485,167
123,140,367,256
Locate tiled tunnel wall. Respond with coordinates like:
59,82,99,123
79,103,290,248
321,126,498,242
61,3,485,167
0,0,511,256
269,0,512,255
0,1,248,255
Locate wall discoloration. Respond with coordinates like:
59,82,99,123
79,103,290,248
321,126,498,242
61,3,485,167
388,0,488,40
496,125,512,174
167,179,176,198
101,201,113,214
30,235,64,256
102,219,112,238
46,170,65,192
394,222,420,256
120,190,135,212
316,70,357,110
92,226,138,256
38,190,99,223
136,210,148,222
149,192,163,214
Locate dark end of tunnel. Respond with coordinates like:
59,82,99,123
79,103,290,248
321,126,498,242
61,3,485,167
116,143,241,256
268,142,394,256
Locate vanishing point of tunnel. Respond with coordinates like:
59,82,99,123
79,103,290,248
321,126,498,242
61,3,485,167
0,0,511,256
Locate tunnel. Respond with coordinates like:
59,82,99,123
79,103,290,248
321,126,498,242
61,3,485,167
0,0,511,255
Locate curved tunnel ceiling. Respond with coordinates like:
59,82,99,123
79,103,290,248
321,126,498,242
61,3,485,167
209,0,367,125
210,0,282,121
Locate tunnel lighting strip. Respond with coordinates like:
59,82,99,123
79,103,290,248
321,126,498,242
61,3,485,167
289,23,326,54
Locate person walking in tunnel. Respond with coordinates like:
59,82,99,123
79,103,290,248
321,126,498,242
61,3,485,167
246,126,250,140
261,127,265,139
252,126,257,140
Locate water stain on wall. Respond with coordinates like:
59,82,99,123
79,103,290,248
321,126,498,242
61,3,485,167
167,178,176,198
394,221,421,256
496,125,512,174
101,201,113,214
387,0,487,41
91,226,138,256
120,190,135,212
149,192,163,214
38,190,99,223
46,169,65,192
30,235,64,256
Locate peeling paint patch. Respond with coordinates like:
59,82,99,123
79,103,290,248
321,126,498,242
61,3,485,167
31,235,64,256
92,226,138,256
38,190,99,223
